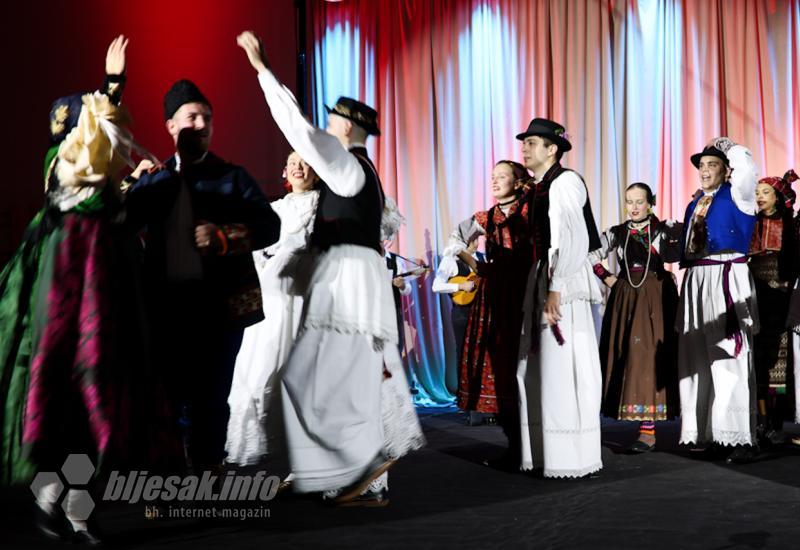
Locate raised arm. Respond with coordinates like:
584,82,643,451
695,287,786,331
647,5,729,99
101,34,128,104
713,137,758,215
237,31,366,197
54,35,134,194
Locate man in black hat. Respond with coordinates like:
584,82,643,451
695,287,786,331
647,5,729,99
125,79,280,474
235,30,416,506
514,118,605,478
676,137,759,463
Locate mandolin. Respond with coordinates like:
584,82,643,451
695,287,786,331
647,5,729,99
448,272,479,305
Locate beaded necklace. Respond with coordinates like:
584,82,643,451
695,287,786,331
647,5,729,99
623,218,652,289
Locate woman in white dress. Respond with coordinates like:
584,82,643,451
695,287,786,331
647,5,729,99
225,151,320,466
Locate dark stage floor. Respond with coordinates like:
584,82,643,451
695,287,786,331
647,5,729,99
3,411,800,550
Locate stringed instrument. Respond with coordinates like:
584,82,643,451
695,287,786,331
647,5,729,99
396,265,430,278
448,272,479,305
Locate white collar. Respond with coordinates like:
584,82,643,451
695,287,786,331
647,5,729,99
175,151,209,172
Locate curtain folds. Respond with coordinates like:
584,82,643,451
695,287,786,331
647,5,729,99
309,0,800,404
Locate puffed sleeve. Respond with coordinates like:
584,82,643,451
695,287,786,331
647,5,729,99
548,172,590,293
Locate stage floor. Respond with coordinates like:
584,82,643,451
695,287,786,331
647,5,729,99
3,411,800,549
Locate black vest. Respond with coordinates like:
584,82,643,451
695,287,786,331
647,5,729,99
527,163,601,263
311,147,385,252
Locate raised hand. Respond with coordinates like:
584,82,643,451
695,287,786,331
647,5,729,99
105,34,129,75
712,137,735,154
236,31,268,73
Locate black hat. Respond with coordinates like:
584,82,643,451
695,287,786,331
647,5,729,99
515,117,572,152
690,146,729,169
163,79,212,120
325,97,380,136
49,93,86,145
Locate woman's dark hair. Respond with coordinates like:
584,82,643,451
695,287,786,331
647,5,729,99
626,182,656,206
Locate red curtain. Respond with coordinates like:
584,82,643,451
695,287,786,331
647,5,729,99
309,0,800,402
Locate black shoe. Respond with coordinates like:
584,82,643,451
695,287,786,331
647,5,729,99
34,505,72,541
627,439,655,454
725,445,759,465
764,429,788,446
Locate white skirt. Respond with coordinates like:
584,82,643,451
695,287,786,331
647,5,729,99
676,254,757,446
676,253,758,336
381,345,426,460
303,245,398,344
517,263,603,478
225,250,309,466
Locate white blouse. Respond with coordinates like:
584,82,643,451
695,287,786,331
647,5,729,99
250,189,318,269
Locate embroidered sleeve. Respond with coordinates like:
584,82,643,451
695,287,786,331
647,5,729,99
592,263,613,281
218,223,253,256
101,73,126,105
588,229,616,280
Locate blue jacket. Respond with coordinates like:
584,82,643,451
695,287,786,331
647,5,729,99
681,182,756,261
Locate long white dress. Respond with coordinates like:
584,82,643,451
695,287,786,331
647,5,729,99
517,170,604,478
225,190,319,466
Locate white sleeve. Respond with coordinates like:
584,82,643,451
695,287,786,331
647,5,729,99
727,144,758,215
548,172,590,293
438,216,485,280
256,70,366,197
432,264,460,294
587,229,615,265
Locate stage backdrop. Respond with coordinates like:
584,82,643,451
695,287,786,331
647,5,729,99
0,0,299,263
308,0,800,404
